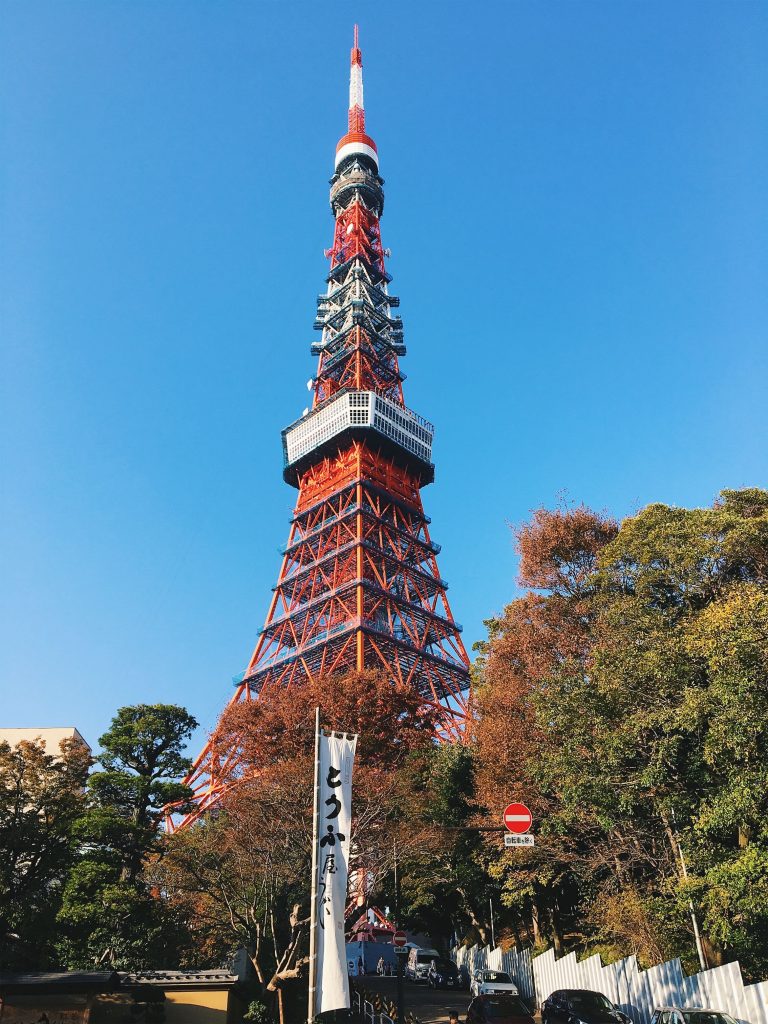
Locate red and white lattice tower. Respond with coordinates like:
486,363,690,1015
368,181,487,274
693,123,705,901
172,27,470,829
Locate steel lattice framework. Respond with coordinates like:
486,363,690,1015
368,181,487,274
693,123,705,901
171,27,470,829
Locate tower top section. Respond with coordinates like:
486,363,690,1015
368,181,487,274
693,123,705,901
335,25,378,172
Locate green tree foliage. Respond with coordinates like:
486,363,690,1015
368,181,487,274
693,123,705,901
392,742,502,949
57,704,197,969
475,489,768,977
0,737,90,968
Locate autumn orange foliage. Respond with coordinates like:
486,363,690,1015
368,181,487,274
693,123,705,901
213,669,440,777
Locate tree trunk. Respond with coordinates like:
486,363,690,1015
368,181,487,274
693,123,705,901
659,810,725,969
457,888,489,946
548,903,564,956
267,904,310,992
701,935,724,968
530,898,541,945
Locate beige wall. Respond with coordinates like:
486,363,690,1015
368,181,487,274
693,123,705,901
0,727,91,754
0,994,90,1023
164,989,230,1024
89,987,239,1024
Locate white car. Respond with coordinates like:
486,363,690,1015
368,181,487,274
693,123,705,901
470,969,519,997
651,1008,747,1024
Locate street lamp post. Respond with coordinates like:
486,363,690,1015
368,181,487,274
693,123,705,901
394,841,406,1024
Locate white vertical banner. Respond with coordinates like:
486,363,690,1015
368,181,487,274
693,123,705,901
314,729,357,1017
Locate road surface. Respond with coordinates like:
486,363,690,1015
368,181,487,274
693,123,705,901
357,975,470,1023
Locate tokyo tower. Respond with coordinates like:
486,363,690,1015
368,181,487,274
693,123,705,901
174,27,470,828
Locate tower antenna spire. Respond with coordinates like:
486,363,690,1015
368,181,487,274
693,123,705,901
349,23,365,133
336,23,378,169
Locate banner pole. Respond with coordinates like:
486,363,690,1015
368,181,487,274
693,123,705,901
307,706,321,1024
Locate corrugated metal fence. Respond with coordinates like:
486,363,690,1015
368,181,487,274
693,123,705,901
453,944,768,1024
453,943,536,1003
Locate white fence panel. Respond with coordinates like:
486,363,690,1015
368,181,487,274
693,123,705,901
503,945,536,1003
488,945,504,971
453,943,768,1024
744,981,768,1024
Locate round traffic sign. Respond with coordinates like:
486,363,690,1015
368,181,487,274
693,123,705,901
503,802,532,834
392,930,407,947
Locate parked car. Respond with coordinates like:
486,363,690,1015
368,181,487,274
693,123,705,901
542,989,634,1024
467,993,536,1024
471,970,519,997
651,1008,745,1024
427,958,460,990
405,946,441,983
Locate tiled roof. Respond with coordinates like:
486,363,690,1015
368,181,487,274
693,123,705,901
119,970,239,989
0,972,119,993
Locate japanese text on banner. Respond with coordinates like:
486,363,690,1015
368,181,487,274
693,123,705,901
315,731,356,1016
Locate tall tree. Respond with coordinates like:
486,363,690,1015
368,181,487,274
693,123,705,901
57,704,197,969
474,490,768,976
161,670,441,1018
0,737,90,968
475,504,617,953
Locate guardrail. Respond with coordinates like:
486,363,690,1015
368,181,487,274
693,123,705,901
350,983,422,1024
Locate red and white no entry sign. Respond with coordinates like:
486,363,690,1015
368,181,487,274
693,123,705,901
392,930,407,947
503,802,532,834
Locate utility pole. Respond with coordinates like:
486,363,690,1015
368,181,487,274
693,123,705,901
489,897,496,949
670,809,707,972
394,841,405,1024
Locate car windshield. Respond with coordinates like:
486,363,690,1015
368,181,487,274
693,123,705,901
484,995,530,1018
433,960,455,971
569,994,614,1012
682,1014,737,1024
483,972,512,983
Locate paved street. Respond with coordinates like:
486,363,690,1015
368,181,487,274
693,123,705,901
358,975,471,1024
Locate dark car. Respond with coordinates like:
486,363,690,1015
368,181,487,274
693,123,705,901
542,989,634,1024
467,993,536,1024
427,958,460,989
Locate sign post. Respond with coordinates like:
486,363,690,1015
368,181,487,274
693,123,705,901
393,843,406,1024
393,933,407,1024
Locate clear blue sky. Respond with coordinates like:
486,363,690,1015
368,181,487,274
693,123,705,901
2,1,766,755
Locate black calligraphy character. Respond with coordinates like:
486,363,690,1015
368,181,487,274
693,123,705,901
320,823,346,847
322,853,337,875
325,793,342,819
326,765,341,788
318,881,327,929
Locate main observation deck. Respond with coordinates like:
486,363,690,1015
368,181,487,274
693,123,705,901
281,389,435,487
